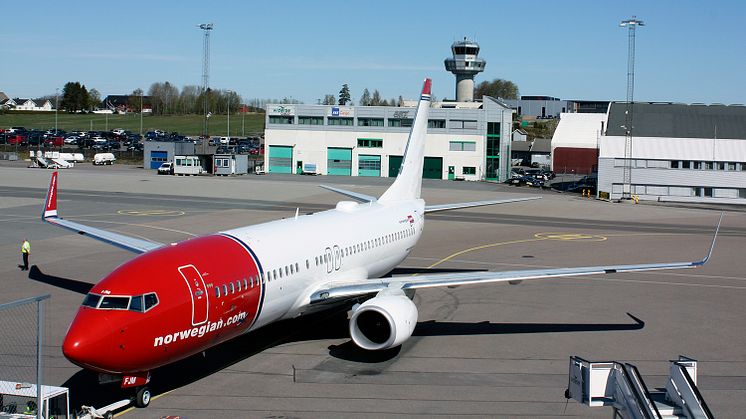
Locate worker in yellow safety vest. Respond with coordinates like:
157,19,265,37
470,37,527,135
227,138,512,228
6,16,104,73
19,239,30,271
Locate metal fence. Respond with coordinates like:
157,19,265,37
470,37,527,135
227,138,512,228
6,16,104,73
0,295,49,419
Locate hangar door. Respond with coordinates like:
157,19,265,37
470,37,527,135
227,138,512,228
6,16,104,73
358,155,381,177
388,155,403,177
327,147,352,176
268,146,293,174
150,151,168,169
388,155,442,179
423,157,443,179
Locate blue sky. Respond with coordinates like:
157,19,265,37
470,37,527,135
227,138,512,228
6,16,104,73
2,1,745,105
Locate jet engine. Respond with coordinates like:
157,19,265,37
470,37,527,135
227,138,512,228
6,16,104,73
349,292,418,350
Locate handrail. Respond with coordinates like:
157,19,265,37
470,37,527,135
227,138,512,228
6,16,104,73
673,363,714,419
620,363,662,419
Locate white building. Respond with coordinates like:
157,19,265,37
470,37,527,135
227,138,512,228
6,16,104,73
263,97,514,181
598,102,746,203
551,112,607,174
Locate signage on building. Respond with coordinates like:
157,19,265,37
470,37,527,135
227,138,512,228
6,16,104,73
269,105,295,116
328,106,354,117
393,110,410,118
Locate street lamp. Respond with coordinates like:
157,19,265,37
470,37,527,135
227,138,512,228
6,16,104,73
55,88,59,135
139,90,143,136
226,90,232,137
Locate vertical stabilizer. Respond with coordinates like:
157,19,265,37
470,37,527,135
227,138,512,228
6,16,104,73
379,78,431,202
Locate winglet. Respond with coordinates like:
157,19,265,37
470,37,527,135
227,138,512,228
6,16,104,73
695,212,723,267
42,171,58,219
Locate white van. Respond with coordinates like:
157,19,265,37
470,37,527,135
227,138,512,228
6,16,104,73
93,153,116,165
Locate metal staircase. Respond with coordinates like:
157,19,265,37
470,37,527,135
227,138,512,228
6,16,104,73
566,355,713,419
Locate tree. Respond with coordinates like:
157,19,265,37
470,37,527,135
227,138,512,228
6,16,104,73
88,88,101,110
61,82,90,112
338,84,351,105
474,79,519,100
370,90,382,106
397,95,404,106
128,88,144,113
322,94,336,105
359,88,371,106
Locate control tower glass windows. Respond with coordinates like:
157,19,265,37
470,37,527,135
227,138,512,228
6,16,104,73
328,117,353,126
269,116,294,124
358,118,384,127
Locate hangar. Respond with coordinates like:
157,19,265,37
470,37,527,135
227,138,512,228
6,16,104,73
598,102,746,202
262,98,514,181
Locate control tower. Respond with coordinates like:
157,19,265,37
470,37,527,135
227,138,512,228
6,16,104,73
444,38,486,102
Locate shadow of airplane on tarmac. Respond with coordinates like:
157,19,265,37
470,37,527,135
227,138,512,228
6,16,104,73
61,306,644,411
28,265,93,294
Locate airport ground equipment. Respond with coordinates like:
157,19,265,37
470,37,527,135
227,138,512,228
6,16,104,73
566,355,713,418
0,381,69,419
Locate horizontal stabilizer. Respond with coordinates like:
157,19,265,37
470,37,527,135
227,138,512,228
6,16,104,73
319,185,377,203
424,196,540,213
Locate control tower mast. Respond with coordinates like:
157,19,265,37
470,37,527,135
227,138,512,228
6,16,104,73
444,38,486,102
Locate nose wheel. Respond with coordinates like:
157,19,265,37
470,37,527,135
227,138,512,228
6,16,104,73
134,386,151,408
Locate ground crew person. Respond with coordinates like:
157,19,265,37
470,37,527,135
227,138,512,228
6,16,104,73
19,238,30,271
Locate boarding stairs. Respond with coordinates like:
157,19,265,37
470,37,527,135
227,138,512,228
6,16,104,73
566,355,713,419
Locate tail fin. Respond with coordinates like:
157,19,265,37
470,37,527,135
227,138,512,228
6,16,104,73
42,171,58,219
379,78,431,203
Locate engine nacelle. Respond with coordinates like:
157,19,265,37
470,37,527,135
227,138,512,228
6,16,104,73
349,293,418,350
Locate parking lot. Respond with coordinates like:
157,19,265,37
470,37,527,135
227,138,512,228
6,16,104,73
0,163,744,417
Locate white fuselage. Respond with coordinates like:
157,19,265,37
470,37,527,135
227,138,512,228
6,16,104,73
222,198,425,330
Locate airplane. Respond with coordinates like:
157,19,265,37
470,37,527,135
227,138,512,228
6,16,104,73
39,79,720,408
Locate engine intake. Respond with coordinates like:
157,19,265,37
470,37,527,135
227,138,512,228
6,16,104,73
349,293,418,350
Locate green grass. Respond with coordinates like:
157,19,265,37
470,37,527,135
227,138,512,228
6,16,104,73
0,112,266,137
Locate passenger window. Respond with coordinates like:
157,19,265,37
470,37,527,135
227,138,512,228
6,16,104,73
285,266,289,276
306,259,310,269
243,278,248,289
315,256,318,266
129,295,143,312
230,283,235,294
295,262,299,272
290,265,294,274
215,287,221,298
223,284,228,295
144,293,158,311
273,269,278,279
237,280,241,292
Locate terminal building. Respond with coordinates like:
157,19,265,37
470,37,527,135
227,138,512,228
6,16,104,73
598,102,746,202
263,98,514,181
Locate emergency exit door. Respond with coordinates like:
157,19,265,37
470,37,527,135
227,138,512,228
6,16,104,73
179,265,209,326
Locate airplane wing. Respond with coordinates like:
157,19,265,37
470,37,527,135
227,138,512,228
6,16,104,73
424,196,540,213
41,172,164,254
309,215,721,304
319,185,377,203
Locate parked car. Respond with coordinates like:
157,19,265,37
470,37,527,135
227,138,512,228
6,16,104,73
93,153,116,165
157,162,173,175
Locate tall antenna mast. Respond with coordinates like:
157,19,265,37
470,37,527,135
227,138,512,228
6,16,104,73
199,23,213,137
620,16,644,199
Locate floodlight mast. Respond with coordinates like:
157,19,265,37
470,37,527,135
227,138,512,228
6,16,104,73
620,16,644,199
199,23,213,137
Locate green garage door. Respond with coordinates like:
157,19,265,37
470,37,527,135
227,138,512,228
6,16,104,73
358,155,381,177
268,146,293,173
327,147,352,176
388,155,403,177
423,157,443,179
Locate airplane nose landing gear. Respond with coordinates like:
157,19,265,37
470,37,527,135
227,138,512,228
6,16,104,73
134,386,151,408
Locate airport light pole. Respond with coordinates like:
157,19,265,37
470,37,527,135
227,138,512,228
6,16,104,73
139,90,143,136
620,16,644,199
54,88,59,134
226,90,232,137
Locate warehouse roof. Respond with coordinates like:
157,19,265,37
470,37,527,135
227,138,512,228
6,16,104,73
606,102,746,139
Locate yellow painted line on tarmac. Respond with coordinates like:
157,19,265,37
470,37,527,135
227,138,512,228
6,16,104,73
424,232,609,270
114,390,175,418
117,209,185,217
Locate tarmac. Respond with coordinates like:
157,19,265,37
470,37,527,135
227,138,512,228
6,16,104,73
0,162,744,418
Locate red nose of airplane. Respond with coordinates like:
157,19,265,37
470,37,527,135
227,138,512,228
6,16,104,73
62,310,119,373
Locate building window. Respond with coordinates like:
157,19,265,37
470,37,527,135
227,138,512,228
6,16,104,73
328,117,353,126
298,116,324,125
269,116,294,124
357,138,383,148
358,118,384,127
671,160,680,168
359,157,381,171
449,141,477,152
450,120,478,129
428,119,446,128
717,162,725,170
705,161,713,170
388,118,413,127
693,161,701,169
682,161,691,169
728,162,736,170
462,166,476,175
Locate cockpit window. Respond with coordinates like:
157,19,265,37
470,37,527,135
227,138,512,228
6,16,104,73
100,296,130,310
144,293,158,311
129,295,143,312
81,293,101,308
